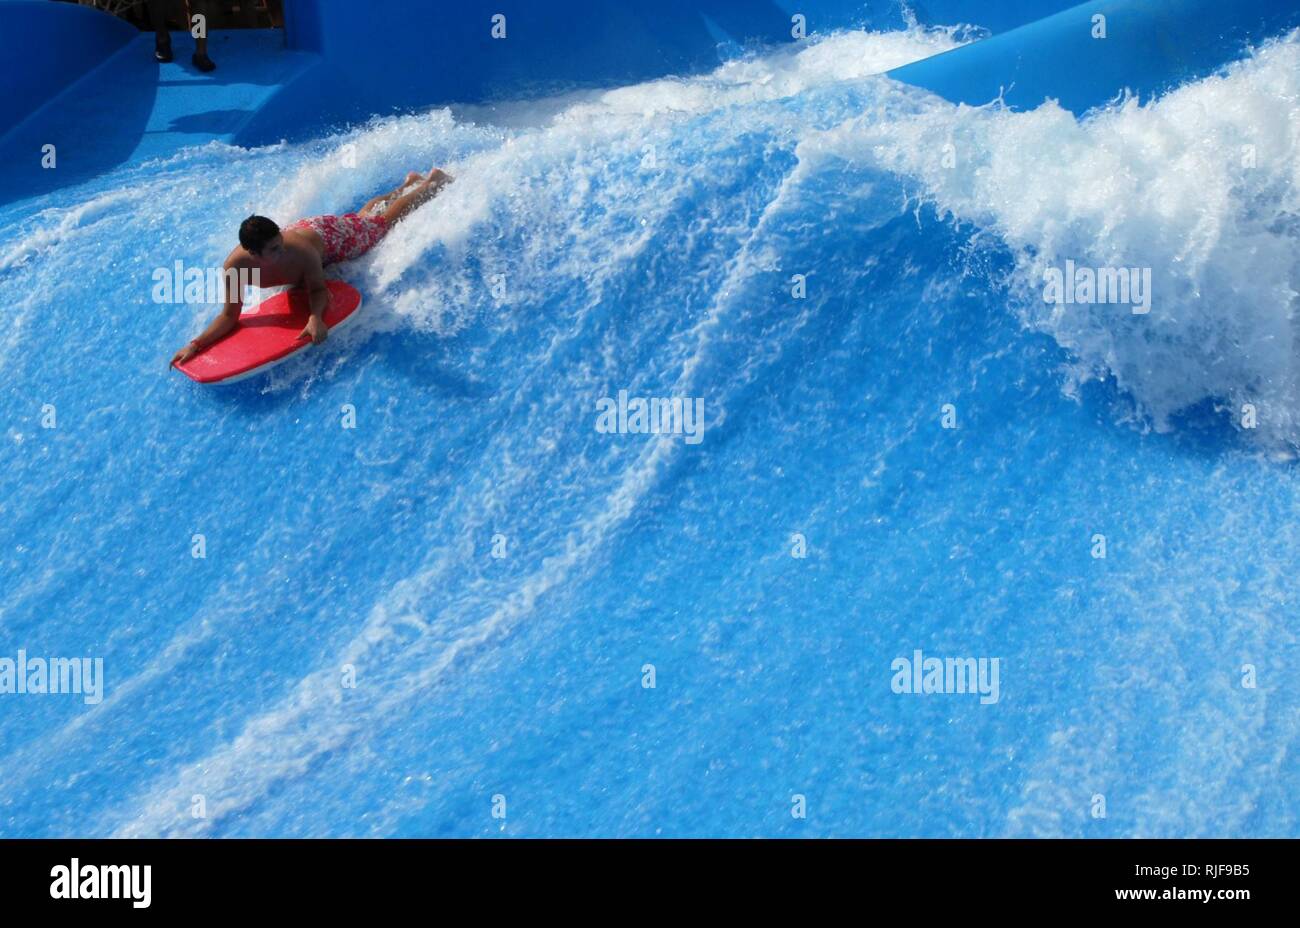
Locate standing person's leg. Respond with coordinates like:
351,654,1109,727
146,0,173,62
186,0,216,72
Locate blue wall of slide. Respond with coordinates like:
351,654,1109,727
894,0,1300,113
0,0,134,134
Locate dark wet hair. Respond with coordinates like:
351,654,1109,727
239,215,281,255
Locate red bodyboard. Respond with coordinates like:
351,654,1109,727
175,280,362,384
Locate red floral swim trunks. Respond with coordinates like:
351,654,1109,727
286,213,389,265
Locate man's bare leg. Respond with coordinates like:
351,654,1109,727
357,191,393,215
358,171,440,218
378,169,453,226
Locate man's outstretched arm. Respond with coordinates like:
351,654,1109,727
298,254,330,345
170,257,245,367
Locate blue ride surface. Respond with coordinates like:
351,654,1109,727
1,0,1298,836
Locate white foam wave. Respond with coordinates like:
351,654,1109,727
364,28,964,296
804,33,1300,443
